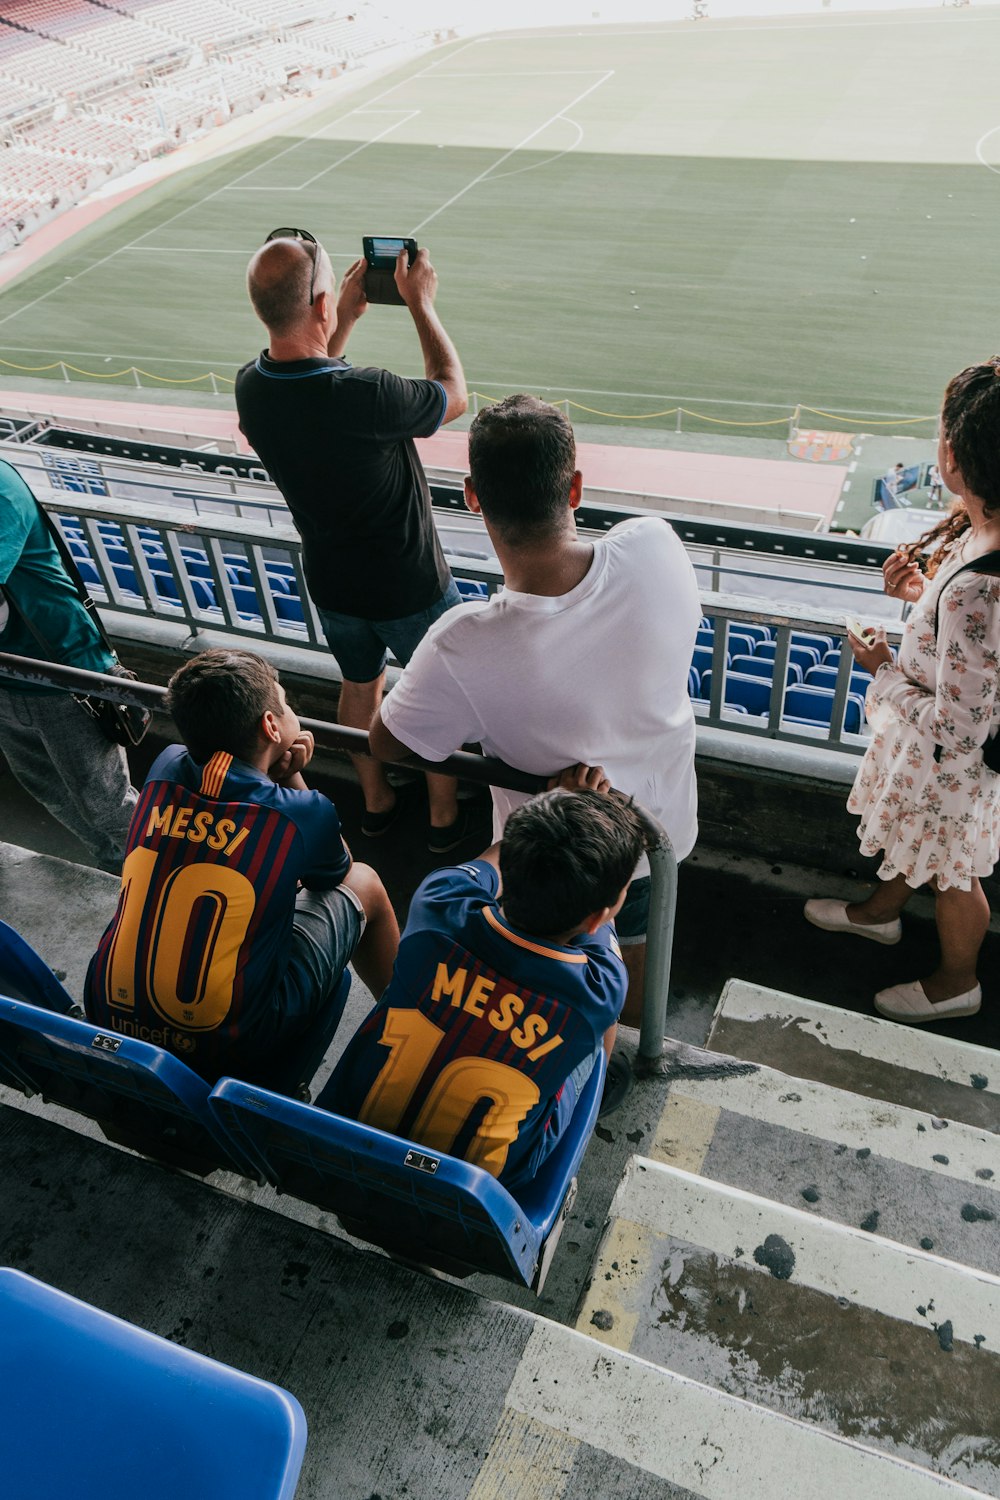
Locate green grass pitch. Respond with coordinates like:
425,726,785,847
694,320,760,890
1,8,999,433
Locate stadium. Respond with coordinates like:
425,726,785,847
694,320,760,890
1,1,999,1496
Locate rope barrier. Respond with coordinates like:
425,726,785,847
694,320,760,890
798,405,936,427
0,356,235,387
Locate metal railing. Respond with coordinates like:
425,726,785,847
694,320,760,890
0,652,676,1071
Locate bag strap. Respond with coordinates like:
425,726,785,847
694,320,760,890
31,501,118,660
932,549,1000,638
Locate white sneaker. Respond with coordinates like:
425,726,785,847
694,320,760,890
874,979,982,1024
804,897,902,945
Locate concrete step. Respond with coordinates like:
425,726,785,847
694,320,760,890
645,1040,1000,1274
0,1103,985,1500
579,1156,1000,1495
708,979,1000,1133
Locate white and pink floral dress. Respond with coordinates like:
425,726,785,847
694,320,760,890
849,538,1000,891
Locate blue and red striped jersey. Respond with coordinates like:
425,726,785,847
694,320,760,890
85,744,350,1073
326,860,625,1187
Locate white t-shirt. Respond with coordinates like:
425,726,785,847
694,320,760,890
382,516,701,868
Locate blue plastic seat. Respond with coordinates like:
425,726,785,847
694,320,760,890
0,1268,307,1500
805,664,871,696
456,578,489,600
76,558,102,588
191,577,220,611
227,564,253,588
784,685,865,734
730,654,802,686
209,1050,607,1290
0,920,75,1016
687,666,700,697
265,571,291,595
726,630,757,659
181,554,213,578
702,669,772,716
232,584,263,620
111,562,140,595
68,537,91,559
791,631,837,656
695,627,714,650
733,622,772,646
691,645,721,679
139,539,166,559
274,594,305,625
151,571,180,603
0,995,258,1177
752,640,822,674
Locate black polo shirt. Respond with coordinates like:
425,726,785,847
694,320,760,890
235,353,451,619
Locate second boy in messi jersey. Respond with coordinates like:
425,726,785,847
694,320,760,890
85,649,398,1089
322,774,644,1190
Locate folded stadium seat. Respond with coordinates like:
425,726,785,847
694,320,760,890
273,594,305,626
190,578,221,612
732,622,772,646
231,585,263,621
265,560,296,576
695,627,715,650
0,1268,308,1500
752,640,822,674
805,664,872,696
726,631,758,660
68,538,91,559
56,515,81,532
688,666,700,698
0,996,259,1178
226,564,253,588
691,645,718,680
265,572,291,595
180,553,213,578
140,542,167,563
111,562,141,596
701,669,772,716
729,654,803,686
0,919,76,1022
96,523,124,543
151,571,180,603
135,526,160,540
208,1049,606,1292
456,578,489,600
783,685,865,734
75,558,102,589
791,631,836,655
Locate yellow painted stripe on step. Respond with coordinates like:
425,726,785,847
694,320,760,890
651,1093,720,1174
467,1409,578,1499
575,1217,650,1353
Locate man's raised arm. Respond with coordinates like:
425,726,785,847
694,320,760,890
396,247,468,424
368,710,414,765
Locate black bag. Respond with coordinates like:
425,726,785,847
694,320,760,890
932,549,1000,773
3,501,150,748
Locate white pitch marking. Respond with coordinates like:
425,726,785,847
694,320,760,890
488,118,584,184
408,70,613,236
848,460,857,472
295,110,421,189
974,122,1000,177
842,480,851,492
835,500,845,513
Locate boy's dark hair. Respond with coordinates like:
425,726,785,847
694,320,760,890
499,789,644,937
166,649,283,764
468,394,576,541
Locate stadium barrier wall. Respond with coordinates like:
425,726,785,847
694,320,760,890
0,650,676,1071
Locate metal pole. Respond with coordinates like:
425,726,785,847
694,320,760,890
634,809,676,1074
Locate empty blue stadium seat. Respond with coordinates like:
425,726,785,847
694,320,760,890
266,560,296,577
190,578,220,611
231,585,263,620
805,664,871,696
701,669,772,716
112,563,140,595
151,571,180,603
691,646,717,679
140,539,166,559
784,685,865,734
791,631,837,656
726,631,757,659
0,996,258,1177
209,1050,606,1291
753,640,822,674
0,1267,307,1500
0,920,75,1017
274,594,305,625
227,564,253,588
732,622,772,646
456,578,489,600
695,628,715,650
265,571,291,596
76,559,102,588
688,666,700,697
68,538,91,559
729,654,802,686
180,553,213,579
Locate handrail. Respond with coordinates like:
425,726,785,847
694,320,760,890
0,652,676,1071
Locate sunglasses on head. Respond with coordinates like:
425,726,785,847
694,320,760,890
265,226,319,305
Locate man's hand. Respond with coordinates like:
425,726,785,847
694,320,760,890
272,730,315,786
336,257,368,325
848,624,894,676
396,245,438,310
547,763,612,794
883,550,925,603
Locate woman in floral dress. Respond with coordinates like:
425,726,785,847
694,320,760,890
805,359,1000,1023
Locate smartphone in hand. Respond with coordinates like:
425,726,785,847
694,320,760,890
845,615,875,645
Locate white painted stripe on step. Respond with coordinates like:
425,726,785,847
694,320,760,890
607,1159,1000,1348
505,1321,984,1498
715,981,1000,1098
669,1067,999,1184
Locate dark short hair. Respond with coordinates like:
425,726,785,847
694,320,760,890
468,394,577,541
499,789,644,937
166,649,283,764
942,358,1000,511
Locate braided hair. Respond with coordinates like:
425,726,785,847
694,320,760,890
898,357,1000,578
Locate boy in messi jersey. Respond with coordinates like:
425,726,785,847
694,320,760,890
85,649,399,1089
321,774,644,1191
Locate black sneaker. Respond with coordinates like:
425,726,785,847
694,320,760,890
427,808,472,855
360,783,415,839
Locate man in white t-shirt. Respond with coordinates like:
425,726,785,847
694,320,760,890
369,393,701,1023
